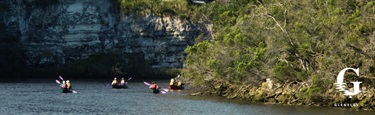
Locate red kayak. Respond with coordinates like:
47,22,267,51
169,85,184,90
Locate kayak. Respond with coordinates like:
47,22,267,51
61,88,73,93
56,78,77,93
144,81,168,94
150,88,161,94
112,83,128,89
169,85,184,90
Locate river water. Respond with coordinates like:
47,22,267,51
0,80,372,115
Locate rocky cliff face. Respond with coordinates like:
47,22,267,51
0,0,211,77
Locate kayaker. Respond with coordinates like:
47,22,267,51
120,77,125,85
176,73,184,86
177,80,182,87
170,78,175,86
66,80,72,90
61,81,67,89
149,81,159,89
61,80,69,93
111,77,117,85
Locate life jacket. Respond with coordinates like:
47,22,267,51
67,83,71,89
112,80,117,85
120,80,125,85
170,78,175,85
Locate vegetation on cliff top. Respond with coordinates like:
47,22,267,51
118,0,200,19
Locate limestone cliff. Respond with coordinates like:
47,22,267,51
0,0,211,77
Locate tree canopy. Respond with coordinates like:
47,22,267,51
181,0,375,89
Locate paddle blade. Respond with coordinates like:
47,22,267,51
144,81,151,86
72,90,77,93
161,91,167,94
162,88,169,92
59,76,64,81
127,77,132,81
55,80,61,84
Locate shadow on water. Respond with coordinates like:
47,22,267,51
0,80,372,114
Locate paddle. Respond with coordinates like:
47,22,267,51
143,81,167,94
59,75,64,81
143,81,151,86
127,77,132,81
55,80,61,84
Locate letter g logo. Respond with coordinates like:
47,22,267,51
335,68,362,98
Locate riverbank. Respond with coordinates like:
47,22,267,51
187,79,375,111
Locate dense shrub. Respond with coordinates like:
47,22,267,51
179,0,375,90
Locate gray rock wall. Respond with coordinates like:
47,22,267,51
0,0,211,71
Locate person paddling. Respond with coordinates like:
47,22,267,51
61,81,69,93
170,73,183,87
150,81,161,93
170,78,175,86
66,80,72,90
120,77,125,85
111,77,117,86
61,81,67,89
149,81,159,89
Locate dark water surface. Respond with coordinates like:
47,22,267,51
0,80,372,115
